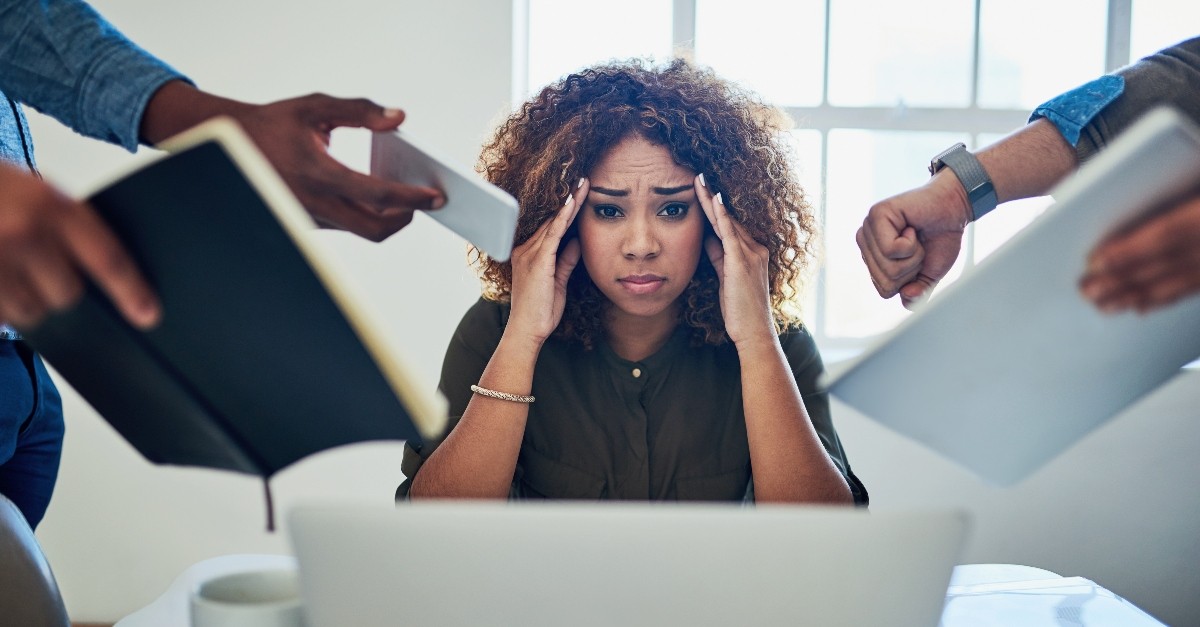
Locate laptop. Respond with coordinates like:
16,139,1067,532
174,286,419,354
288,502,968,627
825,106,1200,485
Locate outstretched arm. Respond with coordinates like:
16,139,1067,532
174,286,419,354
140,81,443,241
857,119,1076,308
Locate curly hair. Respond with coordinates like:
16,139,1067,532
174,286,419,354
472,57,817,348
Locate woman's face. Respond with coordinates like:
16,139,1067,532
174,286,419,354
578,135,705,324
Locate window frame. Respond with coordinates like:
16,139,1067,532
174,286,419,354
513,0,1139,355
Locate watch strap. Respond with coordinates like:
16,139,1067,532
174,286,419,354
930,143,998,221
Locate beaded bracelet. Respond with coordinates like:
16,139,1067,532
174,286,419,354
470,384,535,404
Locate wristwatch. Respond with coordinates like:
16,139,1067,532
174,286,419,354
928,142,997,221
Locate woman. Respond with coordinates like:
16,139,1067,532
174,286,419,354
400,58,867,504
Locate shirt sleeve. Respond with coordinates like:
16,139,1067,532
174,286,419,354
1030,36,1200,163
397,297,507,499
779,326,870,506
0,0,190,151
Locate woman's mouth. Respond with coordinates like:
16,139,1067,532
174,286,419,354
618,274,666,295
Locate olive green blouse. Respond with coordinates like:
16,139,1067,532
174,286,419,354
398,298,867,505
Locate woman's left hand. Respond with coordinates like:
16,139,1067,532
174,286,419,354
695,174,776,348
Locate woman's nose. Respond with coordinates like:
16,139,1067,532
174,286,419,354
622,218,660,259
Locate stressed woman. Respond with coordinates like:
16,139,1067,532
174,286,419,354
399,59,867,505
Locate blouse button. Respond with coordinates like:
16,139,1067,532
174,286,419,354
631,368,642,378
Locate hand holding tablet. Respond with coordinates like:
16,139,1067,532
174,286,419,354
370,131,520,261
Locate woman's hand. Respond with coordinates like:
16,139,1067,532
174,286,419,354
506,178,590,346
695,174,776,349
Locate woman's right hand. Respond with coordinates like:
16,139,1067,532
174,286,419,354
506,178,590,346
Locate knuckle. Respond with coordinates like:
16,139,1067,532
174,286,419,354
47,280,84,311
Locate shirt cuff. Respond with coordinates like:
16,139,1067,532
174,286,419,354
77,39,192,152
1028,75,1124,146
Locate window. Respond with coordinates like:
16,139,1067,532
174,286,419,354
516,0,1193,354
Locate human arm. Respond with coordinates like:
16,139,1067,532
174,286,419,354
408,181,588,498
0,0,443,330
856,119,1076,308
138,82,444,241
695,176,854,504
857,37,1200,309
1070,37,1200,312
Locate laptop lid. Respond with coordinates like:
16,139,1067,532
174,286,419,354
825,106,1200,486
288,502,968,627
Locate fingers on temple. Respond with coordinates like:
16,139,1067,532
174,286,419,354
555,238,582,284
543,178,588,244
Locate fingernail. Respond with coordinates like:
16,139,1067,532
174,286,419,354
698,173,707,188
383,108,403,118
137,299,162,328
577,177,585,189
714,192,723,205
564,193,574,206
431,195,446,210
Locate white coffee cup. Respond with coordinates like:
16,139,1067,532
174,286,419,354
190,568,306,627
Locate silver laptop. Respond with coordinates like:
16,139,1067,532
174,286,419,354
826,106,1200,485
288,502,968,627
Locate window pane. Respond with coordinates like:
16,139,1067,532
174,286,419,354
694,0,824,106
827,0,974,107
787,130,823,325
526,0,673,94
1131,0,1200,61
978,0,1106,109
824,130,967,338
972,197,1053,262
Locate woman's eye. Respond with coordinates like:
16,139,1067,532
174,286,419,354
595,205,622,219
659,203,689,218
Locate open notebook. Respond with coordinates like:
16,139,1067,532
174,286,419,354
826,107,1200,485
22,118,449,480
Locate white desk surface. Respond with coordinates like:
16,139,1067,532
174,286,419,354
115,555,1165,627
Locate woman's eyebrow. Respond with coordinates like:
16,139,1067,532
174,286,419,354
589,186,628,197
589,184,694,197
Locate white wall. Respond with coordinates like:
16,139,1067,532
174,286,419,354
24,2,1200,625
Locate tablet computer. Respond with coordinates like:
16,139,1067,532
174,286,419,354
370,130,520,261
824,107,1200,485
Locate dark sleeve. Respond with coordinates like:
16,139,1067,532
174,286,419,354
780,326,869,506
1077,36,1200,162
396,297,507,499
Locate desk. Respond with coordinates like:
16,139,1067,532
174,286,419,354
942,564,1165,626
117,556,1165,627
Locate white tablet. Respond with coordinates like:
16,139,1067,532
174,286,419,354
825,107,1200,485
370,130,520,261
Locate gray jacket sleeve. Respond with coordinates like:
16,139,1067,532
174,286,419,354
1077,36,1200,162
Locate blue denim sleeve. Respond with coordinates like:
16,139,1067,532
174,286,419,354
1028,75,1125,146
0,0,190,151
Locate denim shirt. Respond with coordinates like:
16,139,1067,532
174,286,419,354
1,0,188,339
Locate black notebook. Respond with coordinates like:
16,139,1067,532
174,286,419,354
22,118,448,478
